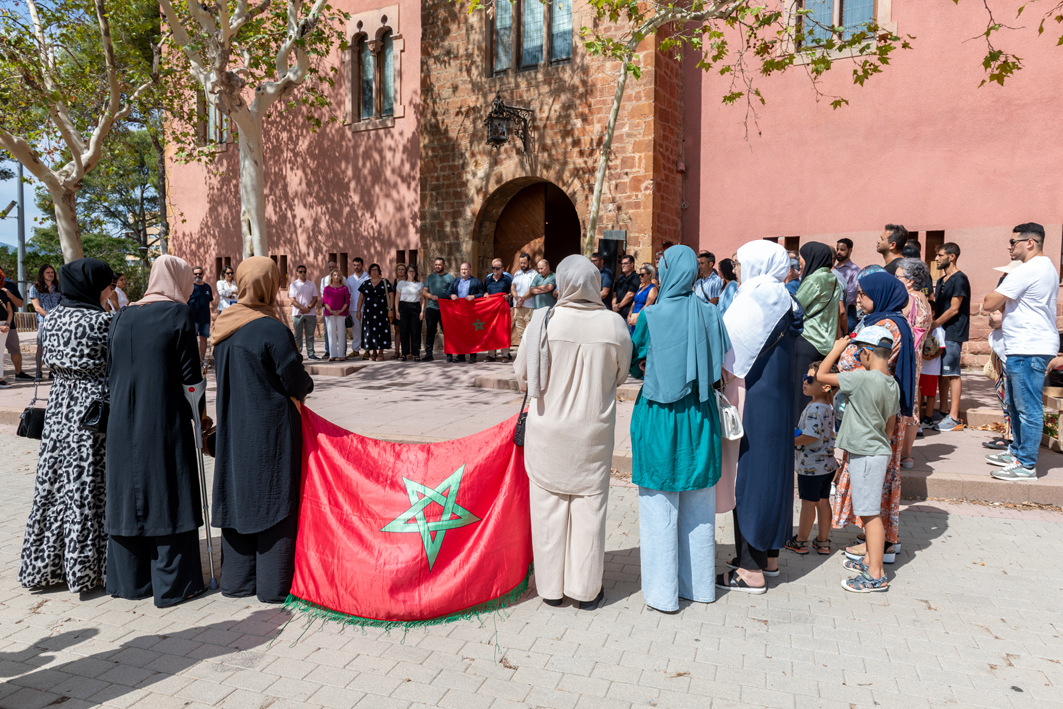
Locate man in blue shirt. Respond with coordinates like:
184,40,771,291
447,262,485,362
484,258,513,362
590,252,614,308
188,266,214,367
694,251,723,304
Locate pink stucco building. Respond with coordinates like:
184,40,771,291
168,0,1062,357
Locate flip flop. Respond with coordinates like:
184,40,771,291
715,572,766,595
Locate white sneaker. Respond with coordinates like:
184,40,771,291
991,461,1036,481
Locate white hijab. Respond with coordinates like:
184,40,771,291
722,240,795,379
526,256,603,398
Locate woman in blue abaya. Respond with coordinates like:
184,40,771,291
716,240,804,595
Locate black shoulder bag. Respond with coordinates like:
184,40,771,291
513,389,529,446
80,307,122,435
17,376,45,440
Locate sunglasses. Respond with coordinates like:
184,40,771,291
492,266,502,270
1009,237,1033,246
193,272,203,277
803,374,816,384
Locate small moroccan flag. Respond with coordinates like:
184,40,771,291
438,294,512,355
285,407,533,629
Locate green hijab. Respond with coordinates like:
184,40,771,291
642,245,731,404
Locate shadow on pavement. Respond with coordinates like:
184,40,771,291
0,609,285,706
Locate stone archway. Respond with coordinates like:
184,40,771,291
474,178,581,276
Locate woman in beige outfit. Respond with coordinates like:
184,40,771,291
514,255,632,610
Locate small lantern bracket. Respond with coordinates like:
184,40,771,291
483,92,533,152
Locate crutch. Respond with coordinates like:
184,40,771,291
183,380,219,590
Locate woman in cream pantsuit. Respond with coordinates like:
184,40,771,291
514,255,632,610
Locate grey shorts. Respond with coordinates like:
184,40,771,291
848,453,890,517
941,340,962,377
4,326,17,355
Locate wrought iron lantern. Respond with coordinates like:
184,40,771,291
483,92,532,152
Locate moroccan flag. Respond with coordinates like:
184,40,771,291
438,294,512,354
285,407,533,629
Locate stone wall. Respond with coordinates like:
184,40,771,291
418,0,684,272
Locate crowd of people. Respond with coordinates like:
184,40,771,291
14,222,1060,611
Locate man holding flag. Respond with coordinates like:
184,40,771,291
484,258,513,362
447,263,486,362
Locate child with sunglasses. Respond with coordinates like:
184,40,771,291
816,326,900,593
785,360,839,558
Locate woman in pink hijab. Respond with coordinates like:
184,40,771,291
104,255,208,607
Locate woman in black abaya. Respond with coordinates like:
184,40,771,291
211,257,314,603
105,255,206,607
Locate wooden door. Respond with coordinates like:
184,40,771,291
494,184,546,275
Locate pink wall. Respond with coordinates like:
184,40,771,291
167,0,421,291
682,0,1063,303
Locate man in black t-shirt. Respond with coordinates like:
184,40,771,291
612,254,640,318
931,242,971,431
876,223,908,275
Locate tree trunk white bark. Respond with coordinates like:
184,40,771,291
51,186,84,262
237,115,267,257
585,62,630,255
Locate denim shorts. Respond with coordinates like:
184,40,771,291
194,321,210,338
940,340,962,377
797,471,835,502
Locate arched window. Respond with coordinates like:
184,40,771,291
381,30,394,117
493,0,513,74
549,0,572,63
359,37,374,120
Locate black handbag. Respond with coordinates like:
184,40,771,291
80,307,121,435
513,389,529,446
17,377,44,440
345,315,353,328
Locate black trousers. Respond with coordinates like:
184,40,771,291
424,308,443,354
398,302,422,358
732,510,779,572
106,531,205,608
220,514,298,603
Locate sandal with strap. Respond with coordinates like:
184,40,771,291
812,539,831,555
784,535,809,556
842,571,889,593
842,557,868,574
715,571,767,595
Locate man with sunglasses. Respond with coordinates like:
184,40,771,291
187,267,214,367
982,223,1060,481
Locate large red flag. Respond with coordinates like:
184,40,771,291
286,407,533,628
438,294,512,354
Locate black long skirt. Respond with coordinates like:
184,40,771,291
106,531,205,607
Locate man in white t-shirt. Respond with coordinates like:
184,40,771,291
510,252,537,358
982,222,1060,480
289,264,319,360
345,257,370,358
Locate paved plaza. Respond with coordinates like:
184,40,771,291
1,391,1063,709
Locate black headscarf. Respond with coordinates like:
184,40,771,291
59,258,115,312
799,242,834,280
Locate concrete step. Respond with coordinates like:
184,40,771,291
473,372,643,401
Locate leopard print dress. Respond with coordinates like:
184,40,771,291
19,304,112,593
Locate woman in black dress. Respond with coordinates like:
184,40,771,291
211,257,314,603
106,255,206,607
357,263,393,361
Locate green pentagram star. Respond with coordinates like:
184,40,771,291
472,318,485,331
380,465,481,570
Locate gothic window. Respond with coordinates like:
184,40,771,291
359,37,374,120
521,0,543,68
493,0,513,73
381,30,395,117
549,0,572,63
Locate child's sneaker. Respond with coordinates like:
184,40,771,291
933,415,964,431
842,571,889,593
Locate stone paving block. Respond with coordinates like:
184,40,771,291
175,678,236,704
524,685,580,709
347,672,405,696
436,687,496,709
544,655,596,677
87,685,152,707
391,679,451,705
264,676,323,702
307,683,368,709
1,687,67,709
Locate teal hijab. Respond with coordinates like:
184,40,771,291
642,245,731,404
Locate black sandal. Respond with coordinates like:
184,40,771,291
812,539,831,555
715,571,766,595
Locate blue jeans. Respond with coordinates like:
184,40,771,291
1006,354,1051,469
638,485,716,611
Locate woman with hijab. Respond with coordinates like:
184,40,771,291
832,271,915,566
794,242,844,422
717,258,739,315
514,256,631,610
105,255,206,607
211,257,314,603
896,258,933,467
19,259,115,593
629,245,730,612
716,241,803,595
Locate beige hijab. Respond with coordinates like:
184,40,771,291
526,255,603,398
133,255,194,305
210,256,282,346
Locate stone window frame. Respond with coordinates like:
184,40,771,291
344,5,405,132
196,91,233,152
789,0,894,59
489,0,573,78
